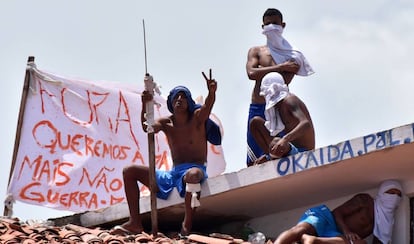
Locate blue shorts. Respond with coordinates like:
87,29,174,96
288,143,307,156
156,163,208,200
274,131,307,157
298,205,342,237
246,103,266,165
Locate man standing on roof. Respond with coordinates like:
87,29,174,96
249,72,315,165
112,69,220,237
274,179,404,244
245,8,314,167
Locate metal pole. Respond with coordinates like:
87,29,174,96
142,19,158,234
142,19,148,75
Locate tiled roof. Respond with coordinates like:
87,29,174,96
0,217,255,243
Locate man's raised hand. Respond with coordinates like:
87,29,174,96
202,68,217,93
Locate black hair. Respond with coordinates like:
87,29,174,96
263,8,283,22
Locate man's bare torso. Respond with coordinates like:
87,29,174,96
251,45,295,104
160,115,207,165
334,193,375,239
252,46,276,104
344,207,374,238
278,94,315,150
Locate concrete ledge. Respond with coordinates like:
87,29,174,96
51,122,414,238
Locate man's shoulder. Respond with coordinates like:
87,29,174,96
352,193,374,202
354,192,372,198
280,93,299,105
249,45,268,52
334,193,373,211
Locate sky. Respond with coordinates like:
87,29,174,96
1,0,414,221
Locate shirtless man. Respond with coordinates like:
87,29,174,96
249,72,315,165
246,8,314,166
274,180,404,244
112,69,218,236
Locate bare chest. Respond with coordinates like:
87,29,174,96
346,208,374,238
259,46,277,66
164,121,205,146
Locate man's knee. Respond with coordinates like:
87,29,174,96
122,164,147,181
249,116,265,131
184,168,204,183
122,165,134,178
294,222,317,236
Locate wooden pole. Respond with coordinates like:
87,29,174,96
142,19,158,234
3,56,34,216
144,79,158,234
148,122,158,234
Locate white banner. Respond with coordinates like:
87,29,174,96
7,66,226,212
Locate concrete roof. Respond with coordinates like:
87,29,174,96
51,122,414,232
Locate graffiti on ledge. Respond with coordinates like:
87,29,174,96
274,123,414,176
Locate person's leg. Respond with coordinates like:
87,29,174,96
301,234,352,244
181,167,205,235
249,116,274,153
274,222,316,244
246,104,266,166
116,164,150,234
250,116,277,164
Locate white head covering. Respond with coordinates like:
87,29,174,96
262,24,314,76
260,72,288,136
373,180,403,244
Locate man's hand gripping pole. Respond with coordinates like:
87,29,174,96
143,74,161,133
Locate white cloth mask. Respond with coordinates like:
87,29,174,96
373,180,403,244
262,24,314,76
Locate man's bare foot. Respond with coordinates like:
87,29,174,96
180,222,191,236
110,221,143,235
254,155,269,165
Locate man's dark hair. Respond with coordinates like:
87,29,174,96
263,8,283,22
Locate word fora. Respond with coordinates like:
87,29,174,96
36,80,144,150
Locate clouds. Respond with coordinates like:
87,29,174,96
284,1,414,146
1,0,414,221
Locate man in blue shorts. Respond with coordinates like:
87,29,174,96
112,69,219,236
249,72,315,165
245,8,314,166
274,180,404,244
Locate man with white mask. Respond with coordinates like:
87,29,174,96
245,8,314,167
274,180,404,244
249,72,315,165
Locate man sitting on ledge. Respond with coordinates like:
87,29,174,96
249,72,315,166
111,69,220,237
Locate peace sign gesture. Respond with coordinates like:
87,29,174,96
202,68,217,93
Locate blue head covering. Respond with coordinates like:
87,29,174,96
167,86,222,145
167,86,196,113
